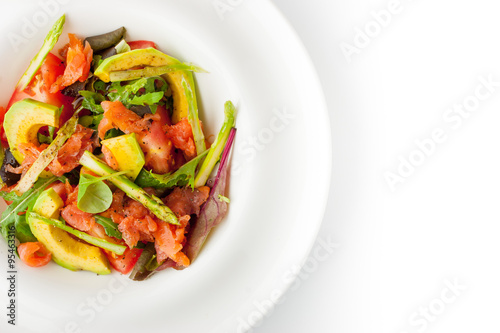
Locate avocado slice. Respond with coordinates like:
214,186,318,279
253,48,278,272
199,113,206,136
4,99,60,163
94,47,197,123
28,188,111,275
101,133,145,181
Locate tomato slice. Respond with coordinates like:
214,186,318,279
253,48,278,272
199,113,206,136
18,242,52,267
128,40,157,50
106,247,143,274
2,53,75,144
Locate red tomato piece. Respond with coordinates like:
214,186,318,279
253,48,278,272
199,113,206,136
3,52,75,144
18,242,52,267
106,247,143,274
128,40,157,50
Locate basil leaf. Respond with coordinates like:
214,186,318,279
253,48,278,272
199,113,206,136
135,150,208,189
77,171,128,214
0,177,58,240
94,215,122,239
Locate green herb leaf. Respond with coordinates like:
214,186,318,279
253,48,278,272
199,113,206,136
107,77,167,109
77,171,127,214
80,91,105,114
37,133,52,145
129,91,164,106
135,150,208,189
94,215,122,239
0,177,58,240
92,55,103,72
104,128,124,140
14,214,37,243
93,80,107,92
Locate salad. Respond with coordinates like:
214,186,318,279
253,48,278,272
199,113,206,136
0,15,236,280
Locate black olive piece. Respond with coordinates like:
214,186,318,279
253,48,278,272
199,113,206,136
61,81,87,97
0,149,21,186
129,105,152,117
97,45,117,60
84,27,126,52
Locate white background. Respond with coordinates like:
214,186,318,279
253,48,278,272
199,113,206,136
258,0,500,332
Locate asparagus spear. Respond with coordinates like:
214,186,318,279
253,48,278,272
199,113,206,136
182,78,206,156
16,15,65,92
79,151,179,226
28,212,126,255
194,101,236,187
13,112,78,195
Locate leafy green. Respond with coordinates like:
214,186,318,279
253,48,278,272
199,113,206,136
104,128,124,140
92,54,103,71
93,80,107,92
0,177,58,240
129,91,164,106
129,242,156,281
14,214,37,243
107,77,167,113
194,101,236,187
37,133,52,145
94,215,122,239
182,78,206,155
37,125,56,145
135,150,208,189
80,90,105,114
30,212,126,255
77,171,127,214
16,15,65,91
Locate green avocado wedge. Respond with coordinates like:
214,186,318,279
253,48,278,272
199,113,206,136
4,98,60,164
94,47,198,123
28,188,112,275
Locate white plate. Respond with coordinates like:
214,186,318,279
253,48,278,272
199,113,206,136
0,0,331,332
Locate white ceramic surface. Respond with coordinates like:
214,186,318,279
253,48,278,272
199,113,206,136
0,1,330,332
